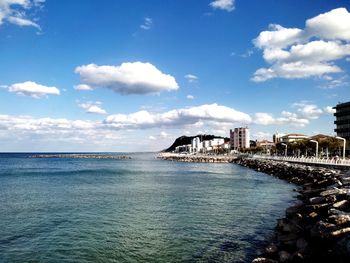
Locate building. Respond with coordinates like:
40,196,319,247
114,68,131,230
191,137,202,153
280,134,308,143
257,140,275,148
273,132,286,144
175,144,192,153
230,127,250,150
334,101,350,141
257,140,275,154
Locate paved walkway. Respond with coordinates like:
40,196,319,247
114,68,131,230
250,154,350,168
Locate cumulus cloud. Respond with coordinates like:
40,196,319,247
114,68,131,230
0,114,96,132
210,0,235,12
184,74,198,83
8,81,60,98
254,112,276,125
324,106,336,114
75,61,179,95
254,111,310,127
186,94,194,100
140,17,152,30
104,103,252,129
0,0,44,30
253,131,272,140
293,102,323,119
253,102,330,127
74,84,93,91
253,8,350,82
78,101,107,115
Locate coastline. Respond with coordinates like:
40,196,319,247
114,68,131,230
158,154,350,262
157,152,237,163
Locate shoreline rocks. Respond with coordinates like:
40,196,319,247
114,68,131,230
157,153,237,163
234,157,350,263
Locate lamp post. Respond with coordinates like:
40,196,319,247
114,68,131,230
310,140,319,159
281,143,287,157
335,136,346,159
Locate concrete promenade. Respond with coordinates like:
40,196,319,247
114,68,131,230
249,154,350,169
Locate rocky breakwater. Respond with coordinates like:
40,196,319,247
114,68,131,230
30,154,131,159
158,153,237,163
234,158,350,263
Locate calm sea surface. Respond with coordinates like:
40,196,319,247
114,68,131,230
0,153,296,263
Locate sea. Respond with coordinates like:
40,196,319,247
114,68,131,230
0,153,296,263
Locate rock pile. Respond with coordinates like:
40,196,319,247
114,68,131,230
30,154,131,159
158,153,237,163
234,158,350,263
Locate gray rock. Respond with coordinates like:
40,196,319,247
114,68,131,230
278,251,291,262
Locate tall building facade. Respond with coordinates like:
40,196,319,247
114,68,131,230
191,137,202,153
230,127,250,150
334,102,350,140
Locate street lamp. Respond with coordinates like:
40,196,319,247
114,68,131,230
310,140,319,159
281,143,287,157
335,136,346,159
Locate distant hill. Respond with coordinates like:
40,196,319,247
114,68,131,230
162,134,229,152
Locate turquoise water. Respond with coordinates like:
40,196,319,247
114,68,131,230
0,153,295,263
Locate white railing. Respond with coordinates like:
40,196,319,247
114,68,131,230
250,154,350,167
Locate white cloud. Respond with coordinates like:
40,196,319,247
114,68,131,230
184,74,198,83
293,102,323,119
324,106,336,114
254,24,304,49
253,131,272,140
160,131,168,138
75,61,179,95
8,81,60,98
253,8,350,82
140,17,152,30
149,135,156,140
74,84,93,91
104,103,252,129
254,112,275,125
0,0,44,30
78,101,107,115
319,75,348,89
186,94,194,100
305,8,350,41
210,0,235,12
253,108,316,128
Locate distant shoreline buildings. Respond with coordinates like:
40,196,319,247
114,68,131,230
171,101,349,158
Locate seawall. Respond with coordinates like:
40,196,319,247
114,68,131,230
234,158,350,263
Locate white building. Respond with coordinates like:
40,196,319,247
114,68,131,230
202,140,211,153
273,132,286,144
191,137,202,153
210,138,225,147
230,127,250,150
281,134,308,143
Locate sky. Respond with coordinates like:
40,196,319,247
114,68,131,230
0,0,349,152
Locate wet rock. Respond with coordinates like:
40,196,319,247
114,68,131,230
265,243,278,255
333,200,348,210
296,238,308,251
330,227,350,238
309,196,325,204
278,251,291,262
291,252,304,262
251,257,277,263
329,214,350,225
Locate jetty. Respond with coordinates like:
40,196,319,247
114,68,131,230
29,154,131,159
233,157,350,263
157,152,237,163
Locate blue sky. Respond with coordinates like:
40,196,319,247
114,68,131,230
0,0,349,152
